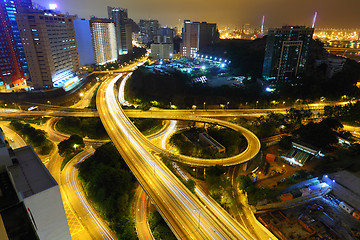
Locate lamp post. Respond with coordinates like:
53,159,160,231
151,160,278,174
203,102,206,111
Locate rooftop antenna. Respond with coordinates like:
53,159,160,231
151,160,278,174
261,15,265,34
312,12,317,28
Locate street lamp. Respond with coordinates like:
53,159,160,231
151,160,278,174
203,102,206,111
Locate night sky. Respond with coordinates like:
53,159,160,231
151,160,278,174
35,0,360,29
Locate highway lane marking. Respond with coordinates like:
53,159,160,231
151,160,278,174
63,202,84,236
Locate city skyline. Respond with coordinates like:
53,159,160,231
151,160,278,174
34,0,360,29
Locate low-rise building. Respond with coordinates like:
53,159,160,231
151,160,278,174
199,132,225,153
323,171,360,215
150,43,174,59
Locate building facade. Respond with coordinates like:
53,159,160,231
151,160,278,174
263,26,314,82
181,20,219,57
150,43,173,59
155,27,174,44
74,18,95,66
0,0,32,87
0,128,71,240
90,18,117,65
139,19,160,45
16,9,80,89
108,7,132,56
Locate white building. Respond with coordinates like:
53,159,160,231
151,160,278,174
0,128,71,240
90,18,118,65
150,43,174,59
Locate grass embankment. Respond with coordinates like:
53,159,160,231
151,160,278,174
55,117,164,140
78,143,137,239
148,210,177,240
131,118,164,136
60,151,81,171
86,84,101,109
55,117,109,140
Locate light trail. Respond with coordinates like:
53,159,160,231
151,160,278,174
161,120,177,149
98,71,256,240
69,151,116,240
118,72,133,106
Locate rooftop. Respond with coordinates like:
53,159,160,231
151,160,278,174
329,170,360,196
8,146,57,199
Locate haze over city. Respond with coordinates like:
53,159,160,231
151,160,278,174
35,0,360,28
1,0,360,239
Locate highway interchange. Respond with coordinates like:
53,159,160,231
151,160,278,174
96,64,260,239
0,57,348,240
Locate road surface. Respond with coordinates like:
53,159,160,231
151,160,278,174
97,71,256,240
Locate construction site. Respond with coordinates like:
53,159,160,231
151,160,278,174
257,196,360,240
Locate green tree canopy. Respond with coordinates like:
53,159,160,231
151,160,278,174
236,175,252,190
58,135,84,156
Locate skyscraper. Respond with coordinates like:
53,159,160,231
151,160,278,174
181,20,219,57
108,7,132,56
139,19,160,44
263,26,314,82
155,27,174,44
90,18,117,65
0,0,32,87
74,18,96,66
16,9,80,89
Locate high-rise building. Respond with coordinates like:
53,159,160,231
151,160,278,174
90,18,117,65
155,27,174,44
0,128,71,240
16,9,80,89
74,18,95,66
139,19,160,44
0,0,32,87
181,20,219,57
263,26,314,82
108,7,133,56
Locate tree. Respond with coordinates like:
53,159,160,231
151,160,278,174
320,118,343,131
236,175,252,190
287,108,312,124
206,165,226,178
78,142,138,239
139,102,151,111
185,179,196,193
58,135,84,156
279,136,293,149
10,120,24,131
293,122,338,148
